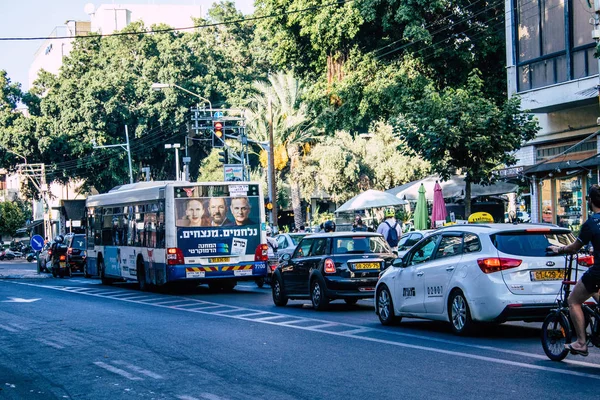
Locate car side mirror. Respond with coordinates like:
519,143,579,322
281,253,291,262
392,258,404,268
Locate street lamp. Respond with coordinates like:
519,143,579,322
152,82,213,181
165,143,181,181
151,82,212,112
93,126,133,184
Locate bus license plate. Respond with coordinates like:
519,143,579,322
186,271,205,278
209,257,230,263
234,269,252,277
355,262,379,270
531,269,563,281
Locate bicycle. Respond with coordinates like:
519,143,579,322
541,253,600,361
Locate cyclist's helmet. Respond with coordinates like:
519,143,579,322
323,220,336,232
55,235,64,243
384,207,395,218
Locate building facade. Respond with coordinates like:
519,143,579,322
506,0,600,231
29,3,203,88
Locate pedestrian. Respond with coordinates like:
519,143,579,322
352,215,368,232
266,226,278,258
547,184,600,356
377,208,402,252
299,225,306,233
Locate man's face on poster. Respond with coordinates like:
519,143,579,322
209,198,228,225
231,197,251,225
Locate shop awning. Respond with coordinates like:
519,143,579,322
62,200,86,220
15,219,44,234
576,153,600,169
523,160,583,175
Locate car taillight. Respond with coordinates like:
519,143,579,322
324,258,336,273
578,255,594,267
59,255,66,261
48,250,52,256
477,258,522,274
167,248,184,265
255,244,268,261
67,248,72,255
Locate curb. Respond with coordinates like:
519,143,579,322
0,270,52,279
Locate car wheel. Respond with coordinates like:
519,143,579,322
448,290,474,335
99,258,112,286
344,298,358,305
311,279,329,311
272,276,288,307
377,286,401,326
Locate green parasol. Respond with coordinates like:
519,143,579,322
413,183,428,230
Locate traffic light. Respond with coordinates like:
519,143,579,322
218,149,229,164
213,121,224,148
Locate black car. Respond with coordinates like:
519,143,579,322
64,234,87,275
272,232,397,310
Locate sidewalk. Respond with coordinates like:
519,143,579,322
0,259,51,280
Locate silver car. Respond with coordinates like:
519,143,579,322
397,230,434,258
275,233,309,259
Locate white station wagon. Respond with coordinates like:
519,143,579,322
375,223,582,335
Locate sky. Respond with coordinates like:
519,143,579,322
0,0,255,92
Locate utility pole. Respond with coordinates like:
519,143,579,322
165,143,181,181
93,127,133,184
268,97,278,229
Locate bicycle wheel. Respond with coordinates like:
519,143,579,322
541,311,571,361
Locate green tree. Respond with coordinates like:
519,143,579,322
298,123,429,203
246,72,317,229
0,200,28,238
396,71,539,216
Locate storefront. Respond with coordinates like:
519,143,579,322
526,158,598,233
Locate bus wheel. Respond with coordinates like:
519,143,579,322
138,259,149,292
222,280,237,292
99,258,112,286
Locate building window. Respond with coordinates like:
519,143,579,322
516,0,597,91
536,138,597,160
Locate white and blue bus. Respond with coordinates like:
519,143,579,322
85,181,268,290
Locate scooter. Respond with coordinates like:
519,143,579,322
51,244,71,278
26,251,37,263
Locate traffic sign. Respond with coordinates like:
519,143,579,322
214,111,224,118
30,235,44,251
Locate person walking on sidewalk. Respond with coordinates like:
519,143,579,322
377,208,402,252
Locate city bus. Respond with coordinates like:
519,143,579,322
85,181,268,290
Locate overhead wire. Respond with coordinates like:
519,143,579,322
0,0,354,42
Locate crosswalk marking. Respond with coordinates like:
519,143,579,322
0,324,19,332
112,360,164,379
36,338,64,349
93,361,143,381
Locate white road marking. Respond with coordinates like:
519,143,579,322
338,328,372,335
8,280,600,378
200,393,228,400
93,361,143,381
233,312,268,318
0,324,19,332
36,338,64,349
210,308,251,314
253,315,289,322
112,360,163,379
2,297,40,303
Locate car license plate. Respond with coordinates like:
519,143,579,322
209,257,230,263
354,262,379,270
531,269,563,281
234,269,252,277
59,261,66,269
186,271,205,278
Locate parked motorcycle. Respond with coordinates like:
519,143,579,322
26,251,37,263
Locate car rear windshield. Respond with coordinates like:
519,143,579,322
492,231,575,257
290,234,307,245
71,236,86,250
333,236,390,254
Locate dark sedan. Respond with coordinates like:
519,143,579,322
272,232,397,310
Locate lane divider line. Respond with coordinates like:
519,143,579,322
93,361,143,381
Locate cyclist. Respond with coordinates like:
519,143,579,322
548,184,600,356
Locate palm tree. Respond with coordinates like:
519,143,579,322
246,72,316,230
